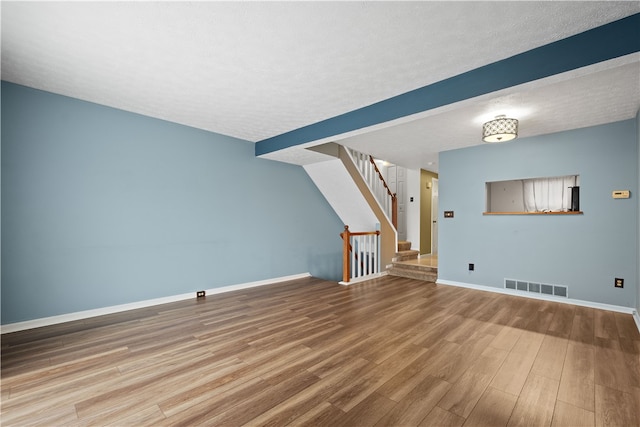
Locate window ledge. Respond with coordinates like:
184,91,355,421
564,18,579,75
483,211,584,215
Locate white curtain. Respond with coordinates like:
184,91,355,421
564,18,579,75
522,175,577,212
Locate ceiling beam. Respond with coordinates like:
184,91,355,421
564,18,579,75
255,13,640,157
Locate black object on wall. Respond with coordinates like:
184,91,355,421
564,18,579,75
570,186,580,211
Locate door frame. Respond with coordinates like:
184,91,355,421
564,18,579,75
431,178,438,254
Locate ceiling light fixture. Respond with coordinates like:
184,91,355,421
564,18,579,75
482,115,518,143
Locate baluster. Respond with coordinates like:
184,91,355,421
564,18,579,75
371,164,375,187
363,235,367,277
385,190,388,212
363,159,367,182
364,232,368,275
355,236,360,278
359,235,364,278
367,234,373,274
352,236,358,279
356,236,362,277
376,232,380,273
351,236,355,280
374,234,378,273
363,235,367,276
383,191,386,212
352,236,357,279
366,161,369,181
372,234,377,274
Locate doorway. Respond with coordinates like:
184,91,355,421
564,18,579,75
388,166,407,241
431,178,438,254
420,170,439,255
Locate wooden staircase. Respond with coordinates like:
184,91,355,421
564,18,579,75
388,241,438,282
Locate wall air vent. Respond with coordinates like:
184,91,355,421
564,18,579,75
504,278,568,298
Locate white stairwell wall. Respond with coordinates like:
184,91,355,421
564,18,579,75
303,159,378,231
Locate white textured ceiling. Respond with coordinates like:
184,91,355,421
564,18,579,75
333,55,640,169
2,1,640,171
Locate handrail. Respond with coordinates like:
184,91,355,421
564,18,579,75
368,156,398,230
340,225,380,283
369,156,394,198
345,230,382,236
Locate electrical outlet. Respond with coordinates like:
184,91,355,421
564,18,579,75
197,290,206,298
614,278,624,288
469,263,475,271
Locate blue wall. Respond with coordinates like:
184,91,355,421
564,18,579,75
1,82,343,324
439,119,638,308
637,108,640,313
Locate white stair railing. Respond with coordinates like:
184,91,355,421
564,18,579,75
340,226,381,283
346,148,397,229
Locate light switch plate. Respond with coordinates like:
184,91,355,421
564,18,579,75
612,190,630,199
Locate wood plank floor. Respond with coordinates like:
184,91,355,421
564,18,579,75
2,276,639,426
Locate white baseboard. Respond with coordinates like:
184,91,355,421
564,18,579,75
339,271,388,286
437,279,637,319
633,310,640,333
1,272,311,334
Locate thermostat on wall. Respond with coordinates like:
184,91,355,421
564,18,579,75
612,190,630,199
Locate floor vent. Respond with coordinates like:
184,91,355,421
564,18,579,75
505,279,568,298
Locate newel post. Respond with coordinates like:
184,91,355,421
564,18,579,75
341,225,350,283
391,194,398,230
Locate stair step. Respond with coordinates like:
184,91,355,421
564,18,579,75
395,250,419,262
390,262,437,273
397,241,412,251
388,262,437,282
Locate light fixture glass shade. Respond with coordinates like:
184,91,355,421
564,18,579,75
482,116,518,143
